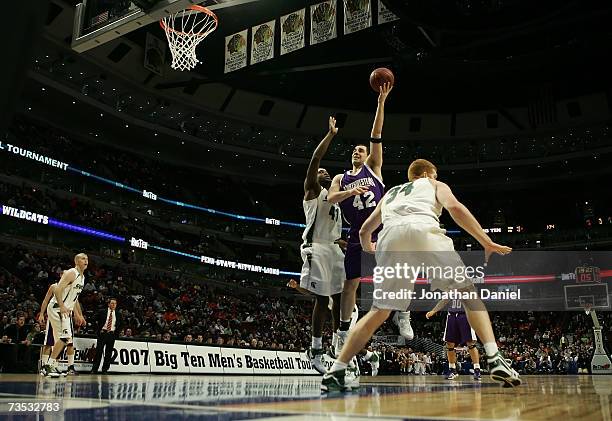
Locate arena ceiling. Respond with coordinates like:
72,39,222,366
113,0,612,113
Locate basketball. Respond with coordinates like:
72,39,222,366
369,67,395,92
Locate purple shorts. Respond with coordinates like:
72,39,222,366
44,321,54,346
344,242,365,280
443,312,476,345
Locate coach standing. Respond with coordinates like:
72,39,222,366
91,298,121,374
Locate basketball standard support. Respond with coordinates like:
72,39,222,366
589,310,612,375
72,0,262,53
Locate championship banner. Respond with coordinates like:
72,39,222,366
377,0,399,24
310,0,337,46
224,29,248,73
250,20,275,65
343,0,372,35
280,9,305,56
147,342,190,373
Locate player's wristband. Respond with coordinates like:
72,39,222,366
370,137,382,144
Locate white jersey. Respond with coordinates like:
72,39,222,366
381,177,442,226
302,188,342,244
49,268,84,311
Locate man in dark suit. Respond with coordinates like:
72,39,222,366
91,298,121,374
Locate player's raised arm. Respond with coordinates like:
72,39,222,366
426,299,451,319
327,174,369,203
434,180,512,262
54,270,77,317
359,200,383,253
366,82,393,179
304,117,338,199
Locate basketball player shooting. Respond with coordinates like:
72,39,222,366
299,117,345,374
328,80,413,356
322,159,521,392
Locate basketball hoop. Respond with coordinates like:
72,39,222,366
160,5,218,71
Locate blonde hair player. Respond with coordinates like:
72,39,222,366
322,159,521,392
41,253,88,377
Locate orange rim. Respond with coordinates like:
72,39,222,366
159,5,218,37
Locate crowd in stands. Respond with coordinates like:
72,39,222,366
2,244,609,375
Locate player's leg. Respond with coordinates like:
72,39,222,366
336,277,359,352
461,293,521,387
445,342,458,379
322,308,391,392
66,343,78,375
467,341,481,380
45,308,68,377
308,294,329,374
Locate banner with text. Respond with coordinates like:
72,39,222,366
70,337,318,375
343,0,371,35
377,0,399,24
224,29,248,73
251,20,275,65
280,9,306,55
310,0,337,45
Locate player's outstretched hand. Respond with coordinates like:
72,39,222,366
287,279,298,289
328,116,338,135
350,186,369,196
378,82,393,103
426,311,435,319
484,242,512,264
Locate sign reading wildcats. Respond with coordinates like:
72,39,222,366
2,205,49,225
0,141,69,170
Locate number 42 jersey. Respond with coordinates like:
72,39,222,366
339,164,385,243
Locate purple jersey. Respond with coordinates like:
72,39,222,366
339,164,385,243
448,299,465,314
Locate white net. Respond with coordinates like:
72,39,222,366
160,5,218,71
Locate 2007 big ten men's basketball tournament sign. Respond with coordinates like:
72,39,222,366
280,9,306,56
343,0,372,35
250,20,275,65
225,30,248,73
310,0,337,45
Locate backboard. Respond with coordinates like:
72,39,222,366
71,0,260,53
564,283,610,311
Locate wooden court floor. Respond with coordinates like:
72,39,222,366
0,374,610,420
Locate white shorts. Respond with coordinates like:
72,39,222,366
47,303,73,343
372,223,473,311
300,242,345,297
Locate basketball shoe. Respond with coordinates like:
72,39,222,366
393,311,414,340
445,369,459,380
307,348,327,375
487,352,521,387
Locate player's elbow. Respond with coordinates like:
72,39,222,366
327,193,341,203
445,200,464,215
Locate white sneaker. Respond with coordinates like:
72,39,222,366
346,357,360,390
335,330,348,358
369,351,380,376
393,311,414,340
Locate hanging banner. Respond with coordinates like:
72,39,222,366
377,0,399,24
250,20,275,65
224,29,248,73
310,0,337,46
280,9,305,55
343,0,372,35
